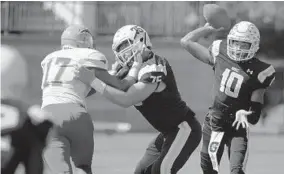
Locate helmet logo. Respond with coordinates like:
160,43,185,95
130,25,144,39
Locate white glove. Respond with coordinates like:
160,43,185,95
232,110,252,130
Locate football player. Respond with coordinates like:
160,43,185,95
41,25,140,174
180,21,276,174
1,45,53,174
78,25,202,174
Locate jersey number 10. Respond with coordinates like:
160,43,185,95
220,68,244,98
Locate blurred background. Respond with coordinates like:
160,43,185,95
1,1,284,134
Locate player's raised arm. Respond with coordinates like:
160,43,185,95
180,24,222,66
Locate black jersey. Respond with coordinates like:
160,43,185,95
207,39,275,119
134,54,195,133
1,98,52,147
1,98,52,174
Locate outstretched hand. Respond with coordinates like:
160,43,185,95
232,110,252,130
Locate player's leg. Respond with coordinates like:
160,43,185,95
1,149,22,174
134,133,164,174
162,116,202,173
200,115,226,174
145,117,201,174
43,132,73,174
42,104,74,174
67,112,94,174
23,139,45,174
227,128,249,174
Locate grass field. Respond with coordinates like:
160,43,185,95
14,133,284,174
3,34,284,174
92,133,284,174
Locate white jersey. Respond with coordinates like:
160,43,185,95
41,47,108,110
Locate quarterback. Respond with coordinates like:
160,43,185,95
181,21,275,174
78,25,202,174
41,25,140,174
1,45,52,174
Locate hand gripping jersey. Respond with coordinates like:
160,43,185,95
208,39,275,119
41,48,108,109
134,54,195,133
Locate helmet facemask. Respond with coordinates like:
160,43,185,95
227,38,257,61
112,25,152,67
113,37,144,67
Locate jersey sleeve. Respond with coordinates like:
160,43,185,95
138,63,167,84
208,40,222,66
81,51,108,70
257,65,276,88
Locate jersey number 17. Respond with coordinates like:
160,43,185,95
220,68,244,98
41,57,76,89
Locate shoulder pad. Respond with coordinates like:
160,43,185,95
257,65,276,87
138,61,167,83
81,50,108,70
41,53,54,68
209,40,222,64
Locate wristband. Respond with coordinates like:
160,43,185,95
91,78,107,94
248,102,262,125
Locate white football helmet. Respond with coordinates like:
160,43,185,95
112,25,152,66
227,21,260,61
1,45,28,99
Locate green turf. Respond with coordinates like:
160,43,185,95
93,133,284,174
14,133,284,174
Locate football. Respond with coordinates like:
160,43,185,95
203,4,231,30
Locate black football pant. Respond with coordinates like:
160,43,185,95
134,116,202,174
1,120,52,174
1,140,45,174
200,113,249,174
